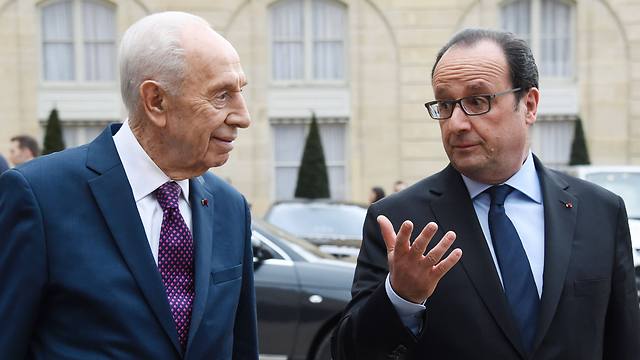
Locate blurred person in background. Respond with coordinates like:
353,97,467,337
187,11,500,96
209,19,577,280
9,134,39,166
369,186,386,204
392,180,407,193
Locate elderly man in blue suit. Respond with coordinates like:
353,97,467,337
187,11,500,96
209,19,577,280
0,12,257,359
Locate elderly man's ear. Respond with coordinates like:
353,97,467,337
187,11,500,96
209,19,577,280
140,80,168,127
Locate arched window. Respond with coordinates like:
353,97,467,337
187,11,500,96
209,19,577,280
41,0,116,82
501,0,575,78
270,0,347,82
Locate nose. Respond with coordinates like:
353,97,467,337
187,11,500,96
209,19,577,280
446,103,471,132
227,92,251,129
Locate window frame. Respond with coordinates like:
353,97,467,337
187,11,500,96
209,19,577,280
270,118,348,201
39,0,117,86
268,0,348,86
500,0,576,81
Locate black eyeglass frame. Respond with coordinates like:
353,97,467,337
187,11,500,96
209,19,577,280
424,87,522,120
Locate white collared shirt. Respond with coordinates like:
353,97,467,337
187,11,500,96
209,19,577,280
112,120,192,265
461,151,545,297
386,151,545,334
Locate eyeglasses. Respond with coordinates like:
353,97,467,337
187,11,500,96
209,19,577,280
424,88,522,120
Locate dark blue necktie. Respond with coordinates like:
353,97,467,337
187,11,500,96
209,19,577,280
488,185,539,352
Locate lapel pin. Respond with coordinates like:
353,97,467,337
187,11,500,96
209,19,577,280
201,199,209,207
564,201,573,209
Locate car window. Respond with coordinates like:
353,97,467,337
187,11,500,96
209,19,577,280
585,172,640,219
253,220,334,260
251,230,285,260
267,203,366,239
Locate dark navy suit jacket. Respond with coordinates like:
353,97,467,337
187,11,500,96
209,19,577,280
334,157,640,359
0,125,258,359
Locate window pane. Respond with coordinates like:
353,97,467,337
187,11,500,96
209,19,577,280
273,124,306,163
42,0,74,81
314,41,344,79
272,121,346,200
318,123,345,162
312,0,346,80
42,0,73,41
540,0,573,77
83,0,116,81
530,118,574,167
500,0,531,43
273,42,304,80
327,165,345,200
84,43,115,81
271,0,304,80
43,43,75,81
319,123,346,200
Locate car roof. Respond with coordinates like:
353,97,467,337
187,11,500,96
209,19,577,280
268,199,367,208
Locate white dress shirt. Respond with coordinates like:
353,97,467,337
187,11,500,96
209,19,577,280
112,120,192,265
386,152,545,334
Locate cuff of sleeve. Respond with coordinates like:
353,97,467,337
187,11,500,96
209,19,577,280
385,274,426,335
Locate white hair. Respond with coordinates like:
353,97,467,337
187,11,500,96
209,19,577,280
118,12,210,114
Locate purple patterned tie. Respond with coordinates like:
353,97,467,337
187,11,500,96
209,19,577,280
155,181,195,350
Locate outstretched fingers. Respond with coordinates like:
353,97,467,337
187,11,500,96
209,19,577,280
425,231,462,278
378,215,412,256
409,222,438,258
432,248,463,278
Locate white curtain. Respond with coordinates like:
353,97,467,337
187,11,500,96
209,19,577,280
42,0,74,81
273,121,346,200
312,0,346,80
82,0,116,81
501,0,574,78
530,118,575,168
271,0,304,80
540,0,573,77
273,124,306,199
319,123,346,199
500,0,531,43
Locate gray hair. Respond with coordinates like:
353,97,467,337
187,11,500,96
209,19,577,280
118,12,210,114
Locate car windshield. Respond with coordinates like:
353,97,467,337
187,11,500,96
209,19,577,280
267,203,367,239
585,172,640,219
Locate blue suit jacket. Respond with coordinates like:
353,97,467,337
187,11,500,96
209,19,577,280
0,125,258,359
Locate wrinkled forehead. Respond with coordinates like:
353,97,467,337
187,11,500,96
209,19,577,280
432,40,510,91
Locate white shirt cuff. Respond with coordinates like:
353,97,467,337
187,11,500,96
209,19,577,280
385,274,426,335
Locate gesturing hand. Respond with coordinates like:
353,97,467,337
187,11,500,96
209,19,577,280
378,215,462,304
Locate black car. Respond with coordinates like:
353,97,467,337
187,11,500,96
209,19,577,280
252,219,355,360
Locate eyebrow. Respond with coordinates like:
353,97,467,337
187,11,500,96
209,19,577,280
464,82,490,93
206,76,247,97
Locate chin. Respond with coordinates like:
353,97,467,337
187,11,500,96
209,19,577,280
451,159,487,178
207,154,230,168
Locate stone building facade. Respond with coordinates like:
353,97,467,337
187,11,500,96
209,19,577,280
1,0,638,214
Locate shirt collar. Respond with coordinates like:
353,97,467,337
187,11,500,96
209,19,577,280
461,151,542,203
113,120,190,204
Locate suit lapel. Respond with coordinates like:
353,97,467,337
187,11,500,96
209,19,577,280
86,125,182,354
531,157,576,351
429,166,526,357
186,176,215,349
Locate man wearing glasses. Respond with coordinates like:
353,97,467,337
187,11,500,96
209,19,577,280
333,29,639,359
